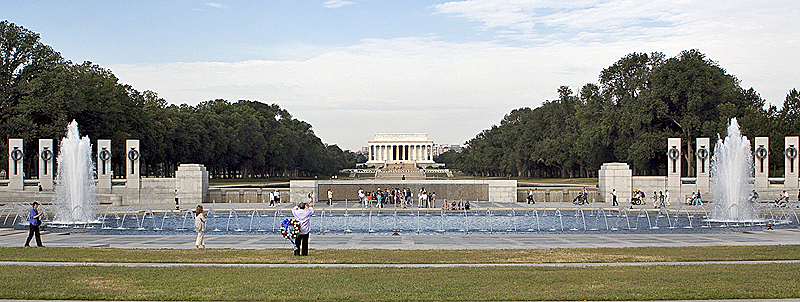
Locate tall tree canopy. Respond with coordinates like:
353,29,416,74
0,21,361,179
448,50,795,178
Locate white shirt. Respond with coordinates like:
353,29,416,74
292,206,315,234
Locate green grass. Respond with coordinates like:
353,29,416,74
2,245,800,264
2,264,799,301
2,246,800,300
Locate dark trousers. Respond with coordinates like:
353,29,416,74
612,196,618,206
25,224,42,247
295,233,309,256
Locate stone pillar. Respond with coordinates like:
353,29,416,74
696,138,710,193
667,138,682,195
598,163,632,204
97,139,112,193
785,136,799,190
428,144,432,160
38,139,54,191
754,137,769,191
369,145,373,161
176,164,208,205
126,139,140,191
8,138,24,190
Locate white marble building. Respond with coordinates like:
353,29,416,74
366,133,437,168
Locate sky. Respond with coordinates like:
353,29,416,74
5,0,800,151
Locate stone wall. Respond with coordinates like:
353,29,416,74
290,179,517,204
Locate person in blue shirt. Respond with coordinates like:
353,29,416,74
24,201,44,247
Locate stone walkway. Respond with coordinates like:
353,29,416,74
2,226,799,250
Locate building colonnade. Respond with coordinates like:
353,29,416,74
369,143,433,162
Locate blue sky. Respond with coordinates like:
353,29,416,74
6,1,800,150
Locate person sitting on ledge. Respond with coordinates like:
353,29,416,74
776,190,789,207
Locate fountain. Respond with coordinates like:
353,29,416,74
709,118,758,222
52,120,98,223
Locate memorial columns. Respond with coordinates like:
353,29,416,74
126,139,140,188
696,138,710,193
754,137,769,191
785,136,799,190
97,139,112,193
667,138,681,196
38,139,54,191
8,138,24,190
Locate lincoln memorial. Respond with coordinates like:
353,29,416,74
365,133,437,168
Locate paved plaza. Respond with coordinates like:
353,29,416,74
2,223,799,250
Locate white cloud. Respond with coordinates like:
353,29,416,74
206,2,228,9
108,1,800,150
322,0,354,9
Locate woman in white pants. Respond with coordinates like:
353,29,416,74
195,205,207,248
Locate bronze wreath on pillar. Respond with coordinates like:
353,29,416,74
785,145,797,174
127,148,139,175
667,146,680,174
40,147,53,176
99,148,111,175
755,145,768,173
696,146,708,174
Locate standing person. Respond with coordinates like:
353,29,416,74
430,192,436,208
582,187,588,204
292,202,314,256
658,191,665,208
308,190,314,204
25,202,44,247
274,189,281,205
327,189,333,206
652,191,658,208
194,205,207,248
527,189,534,204
665,190,670,206
174,189,180,210
696,190,703,205
358,188,365,205
268,190,275,207
611,189,618,206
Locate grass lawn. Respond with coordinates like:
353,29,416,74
1,246,800,300
1,264,798,301
2,245,800,264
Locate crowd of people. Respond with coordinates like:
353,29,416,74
356,187,437,208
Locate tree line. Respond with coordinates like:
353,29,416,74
0,21,365,179
439,50,800,178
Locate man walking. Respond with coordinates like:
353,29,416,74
611,189,618,207
25,202,44,247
